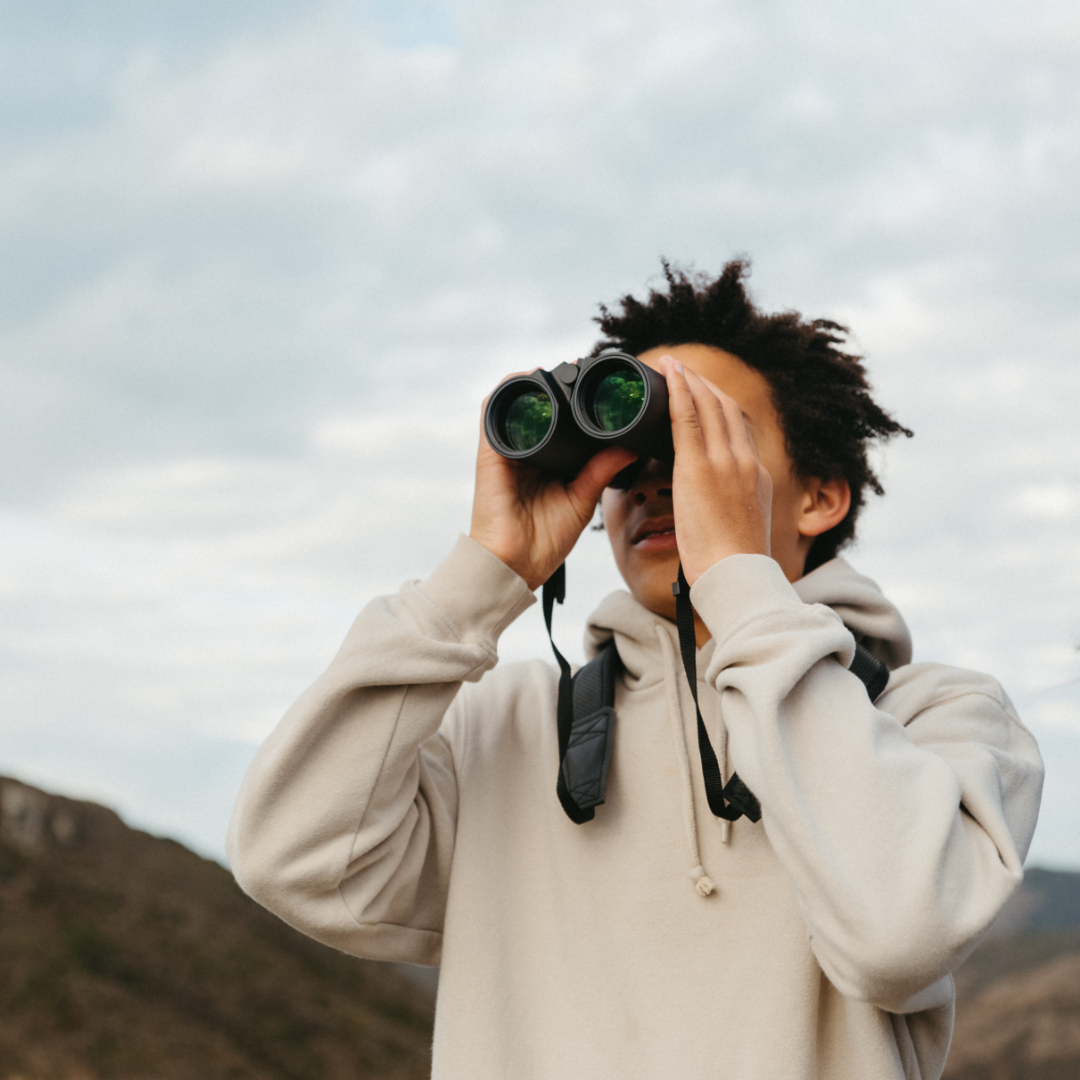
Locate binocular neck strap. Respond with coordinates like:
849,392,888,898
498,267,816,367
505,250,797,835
542,563,595,824
544,563,884,830
672,565,762,824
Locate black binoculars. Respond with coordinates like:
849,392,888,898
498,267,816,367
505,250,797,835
483,350,673,486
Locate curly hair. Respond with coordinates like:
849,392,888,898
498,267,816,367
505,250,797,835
592,259,912,572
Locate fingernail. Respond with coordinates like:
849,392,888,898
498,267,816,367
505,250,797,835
674,360,684,374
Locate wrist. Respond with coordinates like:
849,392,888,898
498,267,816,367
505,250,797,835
422,535,538,639
468,529,538,590
681,539,770,586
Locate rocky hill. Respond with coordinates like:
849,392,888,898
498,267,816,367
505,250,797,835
945,867,1080,1080
0,777,434,1080
1,774,1077,1080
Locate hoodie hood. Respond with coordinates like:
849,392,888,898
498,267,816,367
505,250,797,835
792,556,912,669
584,555,912,672
583,589,679,685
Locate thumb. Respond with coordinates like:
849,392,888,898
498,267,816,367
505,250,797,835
566,447,638,513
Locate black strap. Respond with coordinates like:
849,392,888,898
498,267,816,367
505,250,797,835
672,563,892,826
850,640,890,702
673,565,760,822
560,641,618,811
543,563,595,823
547,558,892,827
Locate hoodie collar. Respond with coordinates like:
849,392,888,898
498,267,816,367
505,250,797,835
583,555,912,672
793,556,912,669
583,589,679,687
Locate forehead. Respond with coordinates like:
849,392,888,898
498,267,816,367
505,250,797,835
635,343,779,430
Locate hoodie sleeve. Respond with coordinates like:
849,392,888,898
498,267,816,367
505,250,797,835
692,554,1044,1014
226,534,536,965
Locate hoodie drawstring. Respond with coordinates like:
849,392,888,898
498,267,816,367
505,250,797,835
656,627,721,897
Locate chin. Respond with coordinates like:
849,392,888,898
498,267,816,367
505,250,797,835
621,554,680,607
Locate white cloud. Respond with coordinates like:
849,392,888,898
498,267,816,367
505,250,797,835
1,0,1078,865
1011,483,1078,521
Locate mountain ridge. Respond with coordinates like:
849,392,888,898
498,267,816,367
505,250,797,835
2,774,1078,1080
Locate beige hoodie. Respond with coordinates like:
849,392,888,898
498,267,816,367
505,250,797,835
228,536,1043,1080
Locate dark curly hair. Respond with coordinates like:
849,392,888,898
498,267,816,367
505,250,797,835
592,259,912,572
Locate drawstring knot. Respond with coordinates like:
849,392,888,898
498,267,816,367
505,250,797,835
690,865,715,896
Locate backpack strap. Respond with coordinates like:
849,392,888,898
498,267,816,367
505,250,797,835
849,639,890,701
559,639,620,812
542,564,590,823
543,565,621,823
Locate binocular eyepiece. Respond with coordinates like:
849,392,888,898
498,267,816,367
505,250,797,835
483,350,673,487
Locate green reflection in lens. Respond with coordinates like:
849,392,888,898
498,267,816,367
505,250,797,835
592,369,645,432
504,389,553,451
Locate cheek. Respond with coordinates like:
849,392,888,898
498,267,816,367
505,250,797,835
600,492,630,555
600,490,624,530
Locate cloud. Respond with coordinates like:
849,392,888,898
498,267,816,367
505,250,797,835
1,0,1078,864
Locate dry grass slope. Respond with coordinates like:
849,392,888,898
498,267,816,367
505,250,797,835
0,778,434,1080
2,775,1078,1080
944,869,1080,1080
946,952,1080,1080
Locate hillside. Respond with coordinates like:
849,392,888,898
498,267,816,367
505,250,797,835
0,777,434,1080
952,868,1080,1003
944,867,1080,1080
946,951,1080,1080
2,774,1077,1080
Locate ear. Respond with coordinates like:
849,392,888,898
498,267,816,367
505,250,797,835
798,476,851,539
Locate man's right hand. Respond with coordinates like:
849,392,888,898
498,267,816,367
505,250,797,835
468,381,636,592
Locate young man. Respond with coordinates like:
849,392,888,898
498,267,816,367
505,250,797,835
228,262,1042,1079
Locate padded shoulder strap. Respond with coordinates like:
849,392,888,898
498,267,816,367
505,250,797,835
558,640,620,814
572,637,620,718
543,566,621,824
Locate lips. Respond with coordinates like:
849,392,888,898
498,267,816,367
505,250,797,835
630,517,677,547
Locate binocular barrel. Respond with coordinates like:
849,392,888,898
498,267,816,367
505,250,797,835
483,351,673,483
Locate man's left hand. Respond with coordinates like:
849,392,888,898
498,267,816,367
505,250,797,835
660,354,773,585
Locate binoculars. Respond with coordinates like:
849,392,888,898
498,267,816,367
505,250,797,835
483,350,673,486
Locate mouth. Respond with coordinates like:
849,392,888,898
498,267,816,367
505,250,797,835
630,517,677,551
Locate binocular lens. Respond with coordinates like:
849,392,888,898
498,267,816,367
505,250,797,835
484,350,665,479
503,388,553,451
590,368,645,433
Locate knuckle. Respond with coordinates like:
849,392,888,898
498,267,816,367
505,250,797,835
709,453,735,477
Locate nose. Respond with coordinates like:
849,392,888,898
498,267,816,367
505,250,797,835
628,459,673,505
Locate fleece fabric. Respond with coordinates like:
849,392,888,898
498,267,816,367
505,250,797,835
228,535,1043,1080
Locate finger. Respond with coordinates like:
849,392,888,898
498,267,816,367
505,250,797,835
681,365,732,450
660,356,706,457
695,378,756,466
566,447,637,516
695,372,760,461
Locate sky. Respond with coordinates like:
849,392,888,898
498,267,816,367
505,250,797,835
1,0,1078,868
